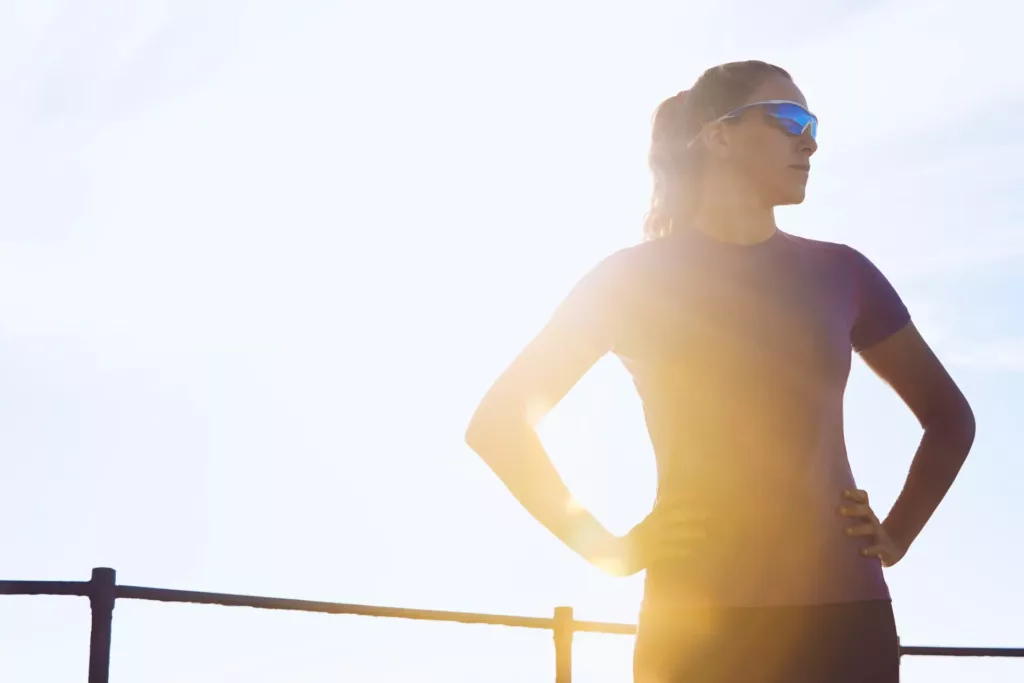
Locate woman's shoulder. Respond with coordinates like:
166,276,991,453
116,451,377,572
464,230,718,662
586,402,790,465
780,231,881,274
586,238,669,279
780,233,901,301
779,230,856,256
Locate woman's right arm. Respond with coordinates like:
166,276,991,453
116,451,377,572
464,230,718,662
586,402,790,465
464,256,635,575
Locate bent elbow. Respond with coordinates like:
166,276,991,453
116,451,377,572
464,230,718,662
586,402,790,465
926,392,976,454
962,401,977,449
951,389,976,447
465,399,528,455
465,417,490,454
465,403,505,454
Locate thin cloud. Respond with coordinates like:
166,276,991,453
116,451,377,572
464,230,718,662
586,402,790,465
949,339,1024,373
788,0,1024,148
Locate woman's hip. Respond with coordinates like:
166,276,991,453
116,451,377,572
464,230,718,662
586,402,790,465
633,599,899,683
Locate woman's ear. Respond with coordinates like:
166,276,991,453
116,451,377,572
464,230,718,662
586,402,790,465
700,121,733,160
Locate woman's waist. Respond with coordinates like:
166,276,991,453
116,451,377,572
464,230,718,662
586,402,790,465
640,523,888,609
653,446,851,493
653,476,854,528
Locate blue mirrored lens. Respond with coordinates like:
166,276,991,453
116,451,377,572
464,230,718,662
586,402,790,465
766,102,817,139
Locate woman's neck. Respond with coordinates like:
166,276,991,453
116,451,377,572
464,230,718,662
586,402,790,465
688,180,778,246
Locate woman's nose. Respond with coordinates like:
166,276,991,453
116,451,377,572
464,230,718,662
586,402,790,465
799,128,817,156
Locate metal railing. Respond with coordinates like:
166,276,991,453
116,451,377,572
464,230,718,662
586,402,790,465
2,567,1022,682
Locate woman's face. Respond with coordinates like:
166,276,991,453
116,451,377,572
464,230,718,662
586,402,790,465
710,75,818,207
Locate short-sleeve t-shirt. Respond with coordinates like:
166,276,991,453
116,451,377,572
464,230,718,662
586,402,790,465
555,228,910,607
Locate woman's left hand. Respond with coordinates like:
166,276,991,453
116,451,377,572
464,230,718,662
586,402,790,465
839,489,906,567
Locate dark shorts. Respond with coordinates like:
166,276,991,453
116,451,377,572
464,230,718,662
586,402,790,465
633,599,899,683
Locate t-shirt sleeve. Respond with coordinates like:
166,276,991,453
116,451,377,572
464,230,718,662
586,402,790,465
848,247,911,352
545,250,632,352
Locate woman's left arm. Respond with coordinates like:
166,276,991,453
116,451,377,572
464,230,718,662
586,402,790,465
859,321,977,558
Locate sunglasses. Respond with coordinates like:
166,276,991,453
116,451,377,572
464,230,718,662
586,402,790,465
687,100,818,148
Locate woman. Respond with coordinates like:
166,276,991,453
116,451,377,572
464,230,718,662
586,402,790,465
465,61,975,682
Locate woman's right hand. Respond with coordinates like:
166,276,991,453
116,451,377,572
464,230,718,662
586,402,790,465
595,506,709,577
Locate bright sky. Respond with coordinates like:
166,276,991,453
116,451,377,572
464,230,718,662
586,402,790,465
0,1,1021,681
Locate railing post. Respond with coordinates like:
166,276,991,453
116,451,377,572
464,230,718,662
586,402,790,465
553,606,574,683
88,567,117,683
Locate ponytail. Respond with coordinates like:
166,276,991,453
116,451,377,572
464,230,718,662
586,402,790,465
643,91,695,241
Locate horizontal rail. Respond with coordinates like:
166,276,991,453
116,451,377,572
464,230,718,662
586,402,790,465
115,586,637,635
112,585,1024,657
3,575,1023,661
574,619,637,635
0,580,89,597
901,646,1024,658
116,585,554,630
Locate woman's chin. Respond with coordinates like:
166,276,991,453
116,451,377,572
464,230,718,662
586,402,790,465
776,186,807,206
